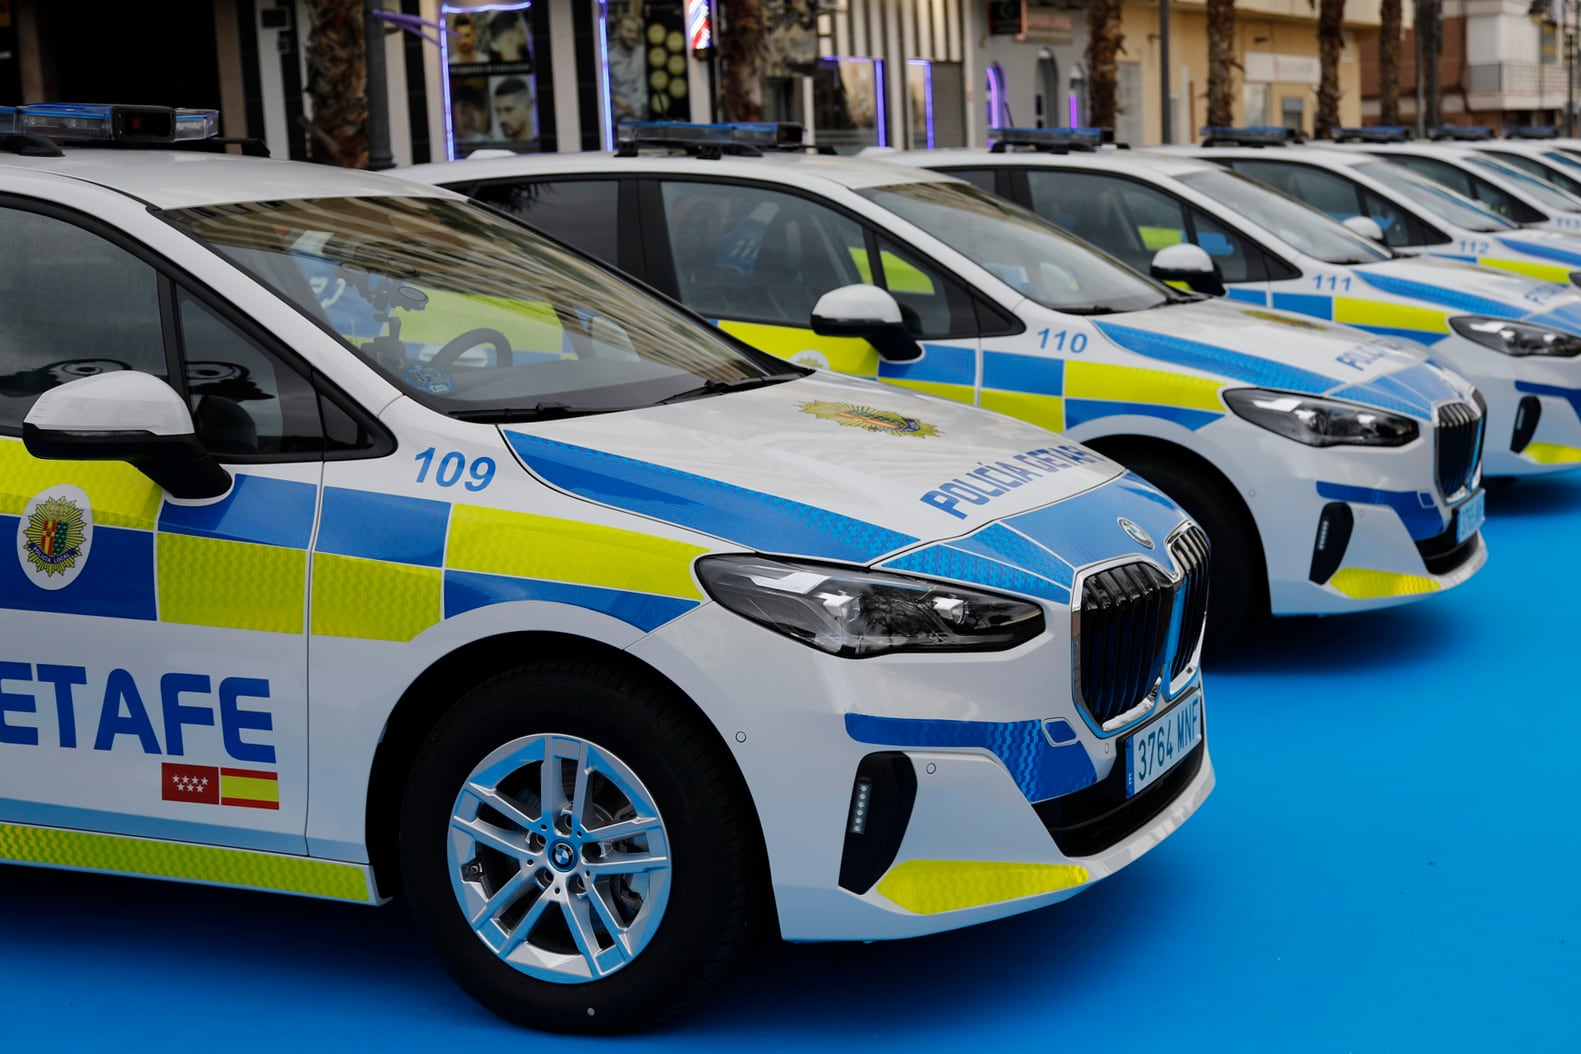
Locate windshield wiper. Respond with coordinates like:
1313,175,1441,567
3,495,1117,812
449,401,625,423
1060,305,1124,316
657,372,802,405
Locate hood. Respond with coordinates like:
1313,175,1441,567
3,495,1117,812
1091,299,1474,420
501,372,1155,566
1495,228,1581,270
1350,256,1581,333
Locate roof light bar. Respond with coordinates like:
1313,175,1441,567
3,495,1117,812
1332,126,1412,143
1429,125,1494,141
0,106,15,135
615,121,806,157
987,126,1113,153
1505,125,1559,140
7,103,220,144
1200,126,1298,147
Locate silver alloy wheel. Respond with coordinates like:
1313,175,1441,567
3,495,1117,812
446,733,672,984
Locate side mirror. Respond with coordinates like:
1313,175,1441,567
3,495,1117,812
1150,243,1226,296
809,284,924,364
1342,214,1386,243
23,372,232,501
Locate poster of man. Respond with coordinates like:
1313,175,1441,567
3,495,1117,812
606,1,689,125
444,2,538,156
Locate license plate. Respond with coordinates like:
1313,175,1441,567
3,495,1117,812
1125,693,1203,798
1455,489,1486,545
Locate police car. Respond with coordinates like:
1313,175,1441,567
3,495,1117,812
1178,132,1581,284
0,103,1217,1032
1326,130,1581,233
400,121,1490,638
888,130,1581,474
1449,128,1581,199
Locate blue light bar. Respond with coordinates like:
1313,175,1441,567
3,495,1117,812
1200,126,1297,146
1429,125,1493,141
12,103,219,144
987,126,1111,152
1332,126,1412,143
1506,125,1559,139
616,121,806,152
0,106,16,135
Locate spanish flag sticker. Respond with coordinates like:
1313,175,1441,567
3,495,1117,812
161,764,279,811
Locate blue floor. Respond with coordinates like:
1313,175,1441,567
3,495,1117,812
3,477,1578,1050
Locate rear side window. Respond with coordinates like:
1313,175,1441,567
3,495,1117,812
0,206,168,432
471,179,621,263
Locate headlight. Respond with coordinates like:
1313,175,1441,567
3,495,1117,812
1449,316,1581,357
1222,388,1420,447
696,554,1046,657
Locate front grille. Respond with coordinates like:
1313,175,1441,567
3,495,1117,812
1435,401,1484,498
1076,562,1173,728
1167,526,1211,679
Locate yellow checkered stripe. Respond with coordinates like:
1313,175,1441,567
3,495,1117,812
158,534,307,633
1065,361,1226,412
0,821,372,902
1522,442,1581,464
1332,298,1452,335
0,437,160,528
1329,568,1442,599
875,859,1090,914
1478,257,1574,284
311,554,444,642
718,320,881,377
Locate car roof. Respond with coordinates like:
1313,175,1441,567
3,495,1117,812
880,146,1222,178
1179,145,1384,170
0,147,457,209
397,149,960,192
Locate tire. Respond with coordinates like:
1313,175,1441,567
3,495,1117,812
1107,448,1268,651
398,659,760,1033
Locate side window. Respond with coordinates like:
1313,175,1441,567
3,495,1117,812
1230,161,1362,222
875,237,975,339
1188,210,1263,283
471,179,621,264
1359,188,1429,247
658,181,869,326
1025,170,1186,272
0,207,167,431
1389,156,1477,199
177,295,324,457
942,168,1000,194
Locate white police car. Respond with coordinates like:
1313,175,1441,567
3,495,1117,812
0,104,1214,1031
892,130,1581,474
1467,131,1581,197
1179,132,1581,284
399,121,1490,637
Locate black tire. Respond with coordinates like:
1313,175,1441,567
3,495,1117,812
1106,448,1269,651
398,659,761,1033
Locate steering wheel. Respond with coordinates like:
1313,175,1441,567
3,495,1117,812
428,327,514,370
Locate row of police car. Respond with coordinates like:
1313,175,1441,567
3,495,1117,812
0,103,1574,1032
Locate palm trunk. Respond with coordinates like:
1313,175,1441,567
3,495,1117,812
1205,0,1236,129
1084,0,1124,132
304,0,368,168
1316,0,1345,137
1379,0,1401,125
719,0,765,121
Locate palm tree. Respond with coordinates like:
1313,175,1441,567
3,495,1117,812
1205,0,1236,129
719,0,765,121
1316,0,1345,137
1379,0,1402,124
1085,0,1124,131
304,0,369,167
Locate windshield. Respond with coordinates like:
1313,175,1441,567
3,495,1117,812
163,196,794,420
1355,162,1517,232
856,180,1173,314
1464,154,1581,212
1179,168,1389,263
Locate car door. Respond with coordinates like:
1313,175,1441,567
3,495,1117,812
0,198,326,855
639,176,986,404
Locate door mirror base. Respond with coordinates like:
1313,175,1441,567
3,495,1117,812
1150,243,1226,297
810,284,925,363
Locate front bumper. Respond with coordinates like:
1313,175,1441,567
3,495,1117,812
1420,337,1581,477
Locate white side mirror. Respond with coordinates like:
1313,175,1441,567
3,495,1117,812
809,284,922,363
1150,243,1226,296
1342,215,1386,243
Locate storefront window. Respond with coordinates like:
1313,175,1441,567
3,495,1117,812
442,2,539,159
604,0,693,130
814,57,886,152
907,60,934,149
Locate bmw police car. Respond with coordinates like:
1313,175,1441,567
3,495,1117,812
0,104,1215,1032
891,130,1581,474
400,121,1490,637
1179,133,1581,283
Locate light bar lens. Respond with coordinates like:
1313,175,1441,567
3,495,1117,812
616,120,804,148
697,554,1046,657
988,126,1108,149
7,103,219,144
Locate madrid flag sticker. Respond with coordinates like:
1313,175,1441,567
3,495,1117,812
161,763,279,810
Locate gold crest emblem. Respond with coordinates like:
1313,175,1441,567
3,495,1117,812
799,401,941,438
23,495,88,577
1239,309,1327,330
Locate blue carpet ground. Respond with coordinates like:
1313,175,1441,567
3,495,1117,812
2,476,1576,1050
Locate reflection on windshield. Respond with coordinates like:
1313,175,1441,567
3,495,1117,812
1179,169,1389,264
1465,155,1581,211
1356,162,1516,232
857,181,1172,314
162,196,791,419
